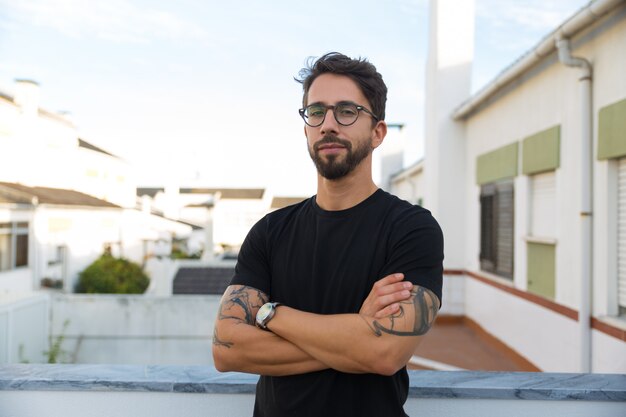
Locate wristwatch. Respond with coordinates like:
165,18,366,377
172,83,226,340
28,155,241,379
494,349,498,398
255,302,282,330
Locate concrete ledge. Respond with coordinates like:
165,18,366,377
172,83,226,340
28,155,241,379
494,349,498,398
1,365,625,402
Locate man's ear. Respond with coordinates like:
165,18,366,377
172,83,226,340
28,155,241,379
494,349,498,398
371,121,387,149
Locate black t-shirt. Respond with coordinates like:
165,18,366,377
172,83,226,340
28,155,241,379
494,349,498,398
231,189,444,417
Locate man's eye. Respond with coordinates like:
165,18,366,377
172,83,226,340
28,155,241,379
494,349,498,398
338,106,357,117
307,107,325,117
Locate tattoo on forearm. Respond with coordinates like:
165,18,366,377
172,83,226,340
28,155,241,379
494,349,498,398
212,286,269,348
362,286,438,337
212,328,233,348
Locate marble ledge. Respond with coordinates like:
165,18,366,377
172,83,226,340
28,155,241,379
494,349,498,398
0,365,625,402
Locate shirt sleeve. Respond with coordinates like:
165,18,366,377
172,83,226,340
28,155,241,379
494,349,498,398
229,215,272,296
380,208,444,308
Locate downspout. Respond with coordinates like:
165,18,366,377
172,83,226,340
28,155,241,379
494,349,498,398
555,36,593,373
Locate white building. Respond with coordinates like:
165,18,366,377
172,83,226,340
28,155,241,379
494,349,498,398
392,0,626,372
0,80,136,209
0,182,192,293
0,79,197,294
139,187,307,256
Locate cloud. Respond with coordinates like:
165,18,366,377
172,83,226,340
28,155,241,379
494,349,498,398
0,0,208,43
474,0,588,54
476,0,585,32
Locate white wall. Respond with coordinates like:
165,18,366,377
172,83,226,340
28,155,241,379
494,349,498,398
464,275,626,373
1,391,623,417
0,293,49,364
34,207,123,292
464,277,578,372
440,274,465,316
73,146,137,209
212,199,266,248
423,0,473,269
390,164,425,206
50,294,221,365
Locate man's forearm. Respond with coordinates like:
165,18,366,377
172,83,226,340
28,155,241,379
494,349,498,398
265,308,404,375
213,322,328,376
213,285,328,376
266,287,438,376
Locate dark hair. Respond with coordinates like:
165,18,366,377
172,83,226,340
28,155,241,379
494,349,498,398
295,52,387,122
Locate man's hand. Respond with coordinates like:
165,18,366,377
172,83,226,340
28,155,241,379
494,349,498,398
360,273,414,318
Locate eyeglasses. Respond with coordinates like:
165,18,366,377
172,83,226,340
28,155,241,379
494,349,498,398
299,102,379,127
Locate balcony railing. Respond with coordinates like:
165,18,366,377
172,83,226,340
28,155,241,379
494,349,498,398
1,365,625,416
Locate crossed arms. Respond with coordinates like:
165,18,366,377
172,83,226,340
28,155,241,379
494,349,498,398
212,273,439,376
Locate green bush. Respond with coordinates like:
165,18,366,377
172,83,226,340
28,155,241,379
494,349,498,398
76,253,149,294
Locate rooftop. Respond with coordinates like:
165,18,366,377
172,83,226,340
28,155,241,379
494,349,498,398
410,317,540,372
0,182,120,208
137,187,266,199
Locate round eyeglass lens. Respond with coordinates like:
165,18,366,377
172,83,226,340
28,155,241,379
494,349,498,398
334,103,359,125
305,105,326,126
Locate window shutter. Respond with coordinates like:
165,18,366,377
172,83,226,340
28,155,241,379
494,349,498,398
530,171,556,238
618,158,626,309
496,182,514,278
480,184,496,271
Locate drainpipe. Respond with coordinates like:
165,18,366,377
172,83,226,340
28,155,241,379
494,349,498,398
555,36,592,373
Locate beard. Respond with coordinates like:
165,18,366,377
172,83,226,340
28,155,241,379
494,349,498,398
308,134,372,180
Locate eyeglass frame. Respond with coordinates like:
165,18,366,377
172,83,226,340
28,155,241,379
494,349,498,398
298,101,380,127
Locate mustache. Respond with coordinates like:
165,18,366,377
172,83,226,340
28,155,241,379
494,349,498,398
313,135,352,152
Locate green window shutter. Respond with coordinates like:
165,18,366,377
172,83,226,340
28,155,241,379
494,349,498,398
522,126,560,175
476,142,518,185
527,242,556,299
598,97,626,160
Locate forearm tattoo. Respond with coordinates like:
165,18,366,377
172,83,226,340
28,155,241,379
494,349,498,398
212,285,269,348
362,286,439,337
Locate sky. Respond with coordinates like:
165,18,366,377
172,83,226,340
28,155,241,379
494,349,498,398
0,0,589,196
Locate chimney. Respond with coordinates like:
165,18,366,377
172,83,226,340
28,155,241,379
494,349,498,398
14,79,40,117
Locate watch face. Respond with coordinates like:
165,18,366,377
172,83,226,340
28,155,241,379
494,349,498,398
257,303,273,324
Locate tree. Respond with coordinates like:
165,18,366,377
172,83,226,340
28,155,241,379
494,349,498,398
76,252,149,294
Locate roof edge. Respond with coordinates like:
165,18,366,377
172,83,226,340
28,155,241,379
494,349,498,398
390,158,424,183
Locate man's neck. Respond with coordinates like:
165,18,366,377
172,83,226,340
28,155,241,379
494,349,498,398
315,165,379,211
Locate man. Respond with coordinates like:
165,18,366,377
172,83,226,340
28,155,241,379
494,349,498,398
213,52,443,417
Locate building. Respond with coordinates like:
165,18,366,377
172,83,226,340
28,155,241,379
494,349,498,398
0,80,137,209
0,77,200,291
138,187,307,257
392,0,626,372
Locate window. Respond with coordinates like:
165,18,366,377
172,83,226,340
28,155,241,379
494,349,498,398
527,171,557,299
480,180,514,279
0,222,29,271
530,172,556,238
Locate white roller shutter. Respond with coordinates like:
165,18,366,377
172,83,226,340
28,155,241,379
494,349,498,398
530,171,556,238
618,158,626,309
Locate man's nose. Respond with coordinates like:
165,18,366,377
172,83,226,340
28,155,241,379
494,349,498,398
320,108,339,135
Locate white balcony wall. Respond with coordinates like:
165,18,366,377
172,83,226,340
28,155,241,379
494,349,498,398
0,293,49,364
50,294,221,365
1,391,622,417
